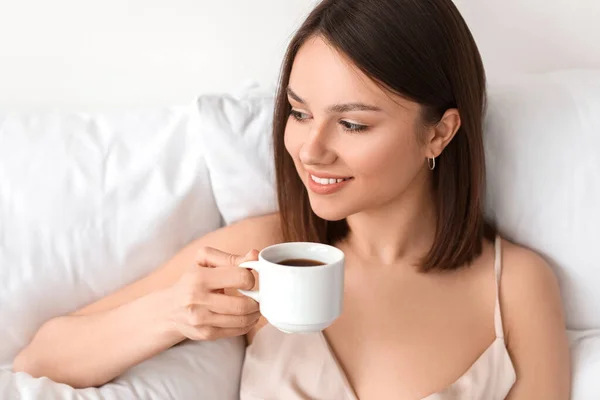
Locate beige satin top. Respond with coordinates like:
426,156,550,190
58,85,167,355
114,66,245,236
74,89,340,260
240,236,516,399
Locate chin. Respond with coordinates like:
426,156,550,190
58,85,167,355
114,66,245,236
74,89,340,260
307,195,352,222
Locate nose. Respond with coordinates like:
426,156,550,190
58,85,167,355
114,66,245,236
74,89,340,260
298,124,337,166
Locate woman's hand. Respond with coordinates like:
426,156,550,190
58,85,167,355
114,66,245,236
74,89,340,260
167,247,261,341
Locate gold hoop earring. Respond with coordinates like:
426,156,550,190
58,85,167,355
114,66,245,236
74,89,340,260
428,157,436,171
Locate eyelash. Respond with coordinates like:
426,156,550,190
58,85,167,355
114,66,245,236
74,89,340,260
289,110,369,133
339,120,368,133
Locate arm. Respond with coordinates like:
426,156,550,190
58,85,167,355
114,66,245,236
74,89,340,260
502,243,571,399
13,287,180,389
12,213,281,389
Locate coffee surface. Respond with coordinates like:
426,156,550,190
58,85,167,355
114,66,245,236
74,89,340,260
278,258,326,267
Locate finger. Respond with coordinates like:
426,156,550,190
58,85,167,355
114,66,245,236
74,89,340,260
205,311,261,329
241,249,259,263
203,266,256,290
178,324,253,341
195,246,248,268
206,292,260,315
240,249,260,286
196,247,258,267
210,326,254,340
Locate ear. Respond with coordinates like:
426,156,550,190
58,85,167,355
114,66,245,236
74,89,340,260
424,108,461,158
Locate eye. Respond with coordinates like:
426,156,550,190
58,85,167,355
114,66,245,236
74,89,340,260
339,120,369,133
289,109,310,122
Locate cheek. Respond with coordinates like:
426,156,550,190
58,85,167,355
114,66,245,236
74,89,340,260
347,131,423,191
352,132,420,174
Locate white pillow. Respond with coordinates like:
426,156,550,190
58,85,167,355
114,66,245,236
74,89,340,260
569,330,600,400
0,103,244,397
197,92,277,225
484,69,600,330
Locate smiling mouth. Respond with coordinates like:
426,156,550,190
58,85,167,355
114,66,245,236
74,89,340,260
309,174,353,185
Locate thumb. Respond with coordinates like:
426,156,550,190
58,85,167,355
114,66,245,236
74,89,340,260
241,249,259,263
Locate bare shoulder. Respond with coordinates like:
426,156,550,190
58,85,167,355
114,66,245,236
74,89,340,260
500,238,561,298
207,212,283,256
497,238,570,397
500,238,560,294
499,238,564,335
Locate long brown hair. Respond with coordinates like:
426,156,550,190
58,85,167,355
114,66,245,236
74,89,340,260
273,0,491,272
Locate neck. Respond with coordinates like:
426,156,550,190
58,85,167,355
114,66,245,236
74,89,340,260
344,170,436,266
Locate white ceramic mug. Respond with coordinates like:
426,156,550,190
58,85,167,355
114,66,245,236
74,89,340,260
239,242,344,334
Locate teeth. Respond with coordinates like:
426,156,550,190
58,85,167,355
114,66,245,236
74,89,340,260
311,175,348,185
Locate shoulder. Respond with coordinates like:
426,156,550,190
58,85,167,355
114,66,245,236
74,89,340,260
498,238,566,344
500,239,561,304
500,239,560,297
495,240,571,395
203,212,283,255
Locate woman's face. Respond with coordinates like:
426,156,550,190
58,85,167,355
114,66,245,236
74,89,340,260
284,36,431,221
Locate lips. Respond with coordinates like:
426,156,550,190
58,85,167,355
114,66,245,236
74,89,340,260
306,171,353,195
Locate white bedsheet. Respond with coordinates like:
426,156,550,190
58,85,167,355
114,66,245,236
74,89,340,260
1,337,245,400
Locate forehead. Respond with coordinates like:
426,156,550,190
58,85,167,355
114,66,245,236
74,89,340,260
289,35,415,113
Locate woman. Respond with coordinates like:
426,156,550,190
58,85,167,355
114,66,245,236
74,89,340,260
14,0,570,398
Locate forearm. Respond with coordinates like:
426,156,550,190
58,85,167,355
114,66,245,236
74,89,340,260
13,288,184,388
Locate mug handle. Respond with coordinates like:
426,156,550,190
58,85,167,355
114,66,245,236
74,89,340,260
238,261,261,302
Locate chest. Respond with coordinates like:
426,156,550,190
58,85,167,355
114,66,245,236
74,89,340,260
323,266,496,399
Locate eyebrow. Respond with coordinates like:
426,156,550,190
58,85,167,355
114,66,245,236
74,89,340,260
287,87,382,113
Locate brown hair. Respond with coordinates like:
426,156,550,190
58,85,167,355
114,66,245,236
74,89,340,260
273,0,492,272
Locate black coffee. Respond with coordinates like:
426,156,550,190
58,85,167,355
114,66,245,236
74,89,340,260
279,258,326,267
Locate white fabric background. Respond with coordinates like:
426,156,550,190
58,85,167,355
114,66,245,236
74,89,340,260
0,0,599,109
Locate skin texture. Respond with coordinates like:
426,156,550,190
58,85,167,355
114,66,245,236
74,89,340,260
14,35,570,399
